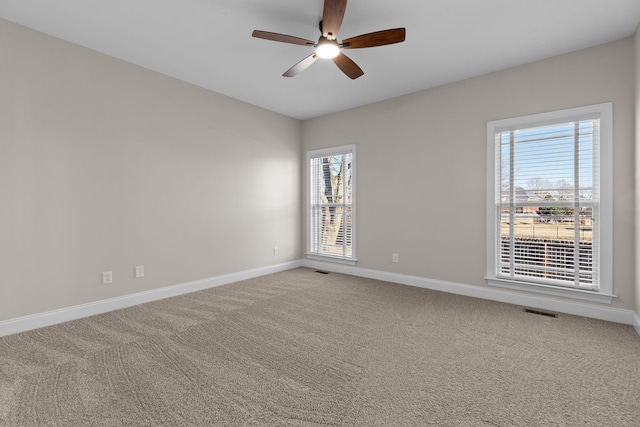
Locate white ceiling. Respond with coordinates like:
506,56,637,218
1,0,640,120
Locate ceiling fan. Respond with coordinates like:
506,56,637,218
252,0,406,79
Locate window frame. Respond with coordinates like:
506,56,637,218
306,144,357,265
486,103,613,303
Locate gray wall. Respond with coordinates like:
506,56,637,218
0,19,302,322
303,38,636,311
635,25,640,318
2,17,637,323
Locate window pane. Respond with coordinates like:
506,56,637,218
308,148,354,260
497,119,598,290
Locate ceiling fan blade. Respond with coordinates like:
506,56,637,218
342,28,406,49
332,52,364,79
322,0,347,40
283,54,319,77
252,30,315,46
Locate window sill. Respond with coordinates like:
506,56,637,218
305,253,357,266
485,277,615,304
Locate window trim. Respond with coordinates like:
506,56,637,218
306,144,357,264
486,103,613,303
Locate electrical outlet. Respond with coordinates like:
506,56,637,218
135,265,144,278
102,271,113,285
392,253,399,263
273,246,279,255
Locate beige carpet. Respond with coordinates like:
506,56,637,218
1,268,639,426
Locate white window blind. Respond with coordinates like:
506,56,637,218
307,145,355,262
497,119,599,289
486,103,612,300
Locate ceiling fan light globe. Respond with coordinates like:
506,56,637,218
316,40,340,59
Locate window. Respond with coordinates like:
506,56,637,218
307,145,356,263
486,103,612,302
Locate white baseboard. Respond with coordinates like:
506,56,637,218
0,260,302,338
3,259,638,338
303,259,640,333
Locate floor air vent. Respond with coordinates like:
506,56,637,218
315,270,329,275
524,308,558,318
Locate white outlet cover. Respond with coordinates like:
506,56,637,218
102,271,113,285
135,265,144,278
